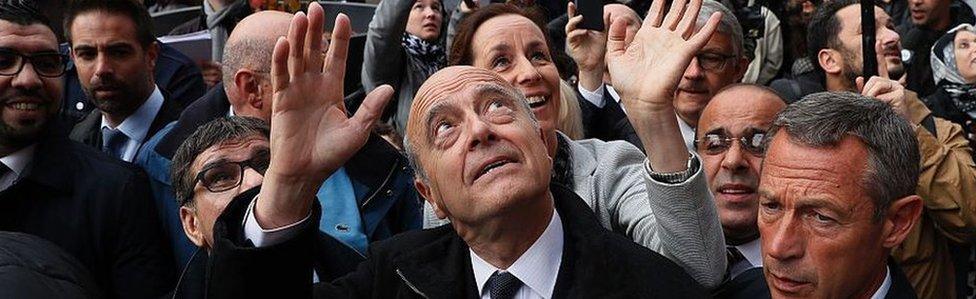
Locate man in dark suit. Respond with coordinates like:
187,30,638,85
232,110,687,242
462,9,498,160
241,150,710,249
201,2,710,298
0,1,176,297
64,0,183,162
757,92,923,298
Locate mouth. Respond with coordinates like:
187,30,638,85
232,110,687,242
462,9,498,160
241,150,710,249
716,184,756,203
526,95,550,109
769,272,812,294
471,156,518,184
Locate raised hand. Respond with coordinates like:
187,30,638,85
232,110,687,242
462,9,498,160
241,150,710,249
566,1,608,86
856,41,909,120
606,0,720,114
257,2,394,228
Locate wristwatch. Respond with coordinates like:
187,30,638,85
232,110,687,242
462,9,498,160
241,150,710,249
646,153,700,184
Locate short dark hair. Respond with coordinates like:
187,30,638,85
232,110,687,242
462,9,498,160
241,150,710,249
171,116,270,206
449,3,553,66
806,0,865,74
765,92,920,221
64,0,155,48
0,0,51,29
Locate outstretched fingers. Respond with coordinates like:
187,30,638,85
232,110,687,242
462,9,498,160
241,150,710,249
351,85,395,132
663,0,688,30
678,0,704,39
304,2,326,73
271,37,290,94
287,12,308,79
606,16,630,57
687,12,721,50
323,13,351,79
645,0,666,28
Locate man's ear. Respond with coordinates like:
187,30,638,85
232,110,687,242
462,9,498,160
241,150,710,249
818,49,843,75
415,178,448,219
179,206,206,247
881,195,923,248
145,41,160,71
232,70,264,111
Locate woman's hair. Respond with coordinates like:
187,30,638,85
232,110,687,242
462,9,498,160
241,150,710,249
558,79,585,140
448,3,554,66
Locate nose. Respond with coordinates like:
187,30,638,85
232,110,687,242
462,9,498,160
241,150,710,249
93,53,114,80
683,57,704,80
240,168,264,191
466,117,497,150
424,7,438,19
764,215,805,263
720,141,748,172
512,56,543,88
11,60,43,90
879,27,901,50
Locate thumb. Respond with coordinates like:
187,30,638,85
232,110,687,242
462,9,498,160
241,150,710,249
856,76,866,94
351,85,395,131
606,18,629,57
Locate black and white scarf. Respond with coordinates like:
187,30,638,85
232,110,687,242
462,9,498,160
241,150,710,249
932,24,976,115
401,33,446,78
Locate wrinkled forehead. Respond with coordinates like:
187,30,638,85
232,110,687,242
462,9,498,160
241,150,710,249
0,20,58,53
407,67,515,135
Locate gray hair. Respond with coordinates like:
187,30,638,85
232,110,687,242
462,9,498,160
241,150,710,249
171,116,270,206
765,92,920,221
403,86,539,183
699,0,744,58
221,37,276,85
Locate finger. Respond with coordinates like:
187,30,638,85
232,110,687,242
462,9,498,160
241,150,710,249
875,40,889,79
663,0,688,30
567,28,588,44
646,0,666,27
567,1,576,18
566,15,584,34
606,15,629,56
678,0,703,38
287,12,308,78
271,36,290,93
304,2,325,73
324,13,351,79
856,76,865,93
863,77,885,97
688,12,720,49
351,84,395,131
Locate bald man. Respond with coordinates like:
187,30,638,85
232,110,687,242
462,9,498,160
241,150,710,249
696,85,785,298
136,10,420,283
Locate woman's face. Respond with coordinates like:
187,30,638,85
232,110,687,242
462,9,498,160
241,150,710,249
954,30,976,84
406,0,443,41
470,14,561,136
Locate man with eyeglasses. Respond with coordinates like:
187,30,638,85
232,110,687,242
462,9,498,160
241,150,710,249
569,0,748,152
696,84,785,298
64,0,184,163
0,1,176,298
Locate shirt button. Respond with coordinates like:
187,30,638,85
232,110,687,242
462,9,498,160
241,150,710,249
385,189,392,196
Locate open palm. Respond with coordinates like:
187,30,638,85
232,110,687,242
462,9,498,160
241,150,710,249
606,0,720,114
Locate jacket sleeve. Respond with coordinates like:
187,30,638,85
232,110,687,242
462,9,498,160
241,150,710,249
596,142,726,289
110,170,178,298
908,93,976,243
361,0,412,92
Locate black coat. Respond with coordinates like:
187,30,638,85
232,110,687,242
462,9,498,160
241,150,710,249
205,184,708,298
577,86,644,150
68,90,184,154
0,232,102,298
0,129,177,298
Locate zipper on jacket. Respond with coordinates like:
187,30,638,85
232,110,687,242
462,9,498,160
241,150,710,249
360,161,399,209
396,268,429,298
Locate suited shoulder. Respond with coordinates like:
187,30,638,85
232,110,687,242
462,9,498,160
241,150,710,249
593,221,707,294
368,224,456,257
54,138,149,184
568,137,646,169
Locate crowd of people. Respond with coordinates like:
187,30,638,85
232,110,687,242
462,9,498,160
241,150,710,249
0,0,974,298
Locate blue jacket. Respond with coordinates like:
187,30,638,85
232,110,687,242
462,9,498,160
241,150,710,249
136,84,422,266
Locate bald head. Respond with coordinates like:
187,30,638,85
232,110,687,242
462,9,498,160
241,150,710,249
700,84,785,129
221,11,292,86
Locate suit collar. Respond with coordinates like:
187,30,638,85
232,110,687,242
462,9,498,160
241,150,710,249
156,84,230,159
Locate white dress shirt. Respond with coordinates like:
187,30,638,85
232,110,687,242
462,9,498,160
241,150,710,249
729,237,763,279
100,86,165,162
0,144,36,191
870,266,892,299
470,209,563,299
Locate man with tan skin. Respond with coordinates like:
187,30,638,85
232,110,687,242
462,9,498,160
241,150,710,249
198,1,717,297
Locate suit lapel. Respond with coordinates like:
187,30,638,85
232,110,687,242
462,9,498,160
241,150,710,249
392,226,479,298
68,109,102,149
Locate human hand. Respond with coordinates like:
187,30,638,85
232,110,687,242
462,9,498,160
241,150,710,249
856,41,909,120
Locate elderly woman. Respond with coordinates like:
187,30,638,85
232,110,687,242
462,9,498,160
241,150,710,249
426,3,728,288
362,0,448,135
929,24,976,145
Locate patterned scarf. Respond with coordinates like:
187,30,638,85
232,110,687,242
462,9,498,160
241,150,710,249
932,24,976,115
401,33,446,78
551,134,575,190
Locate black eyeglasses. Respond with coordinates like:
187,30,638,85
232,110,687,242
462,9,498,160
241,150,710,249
192,151,270,194
0,49,67,78
696,131,767,157
694,52,736,72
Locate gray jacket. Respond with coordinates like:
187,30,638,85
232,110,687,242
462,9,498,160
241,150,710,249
362,0,446,135
424,135,727,288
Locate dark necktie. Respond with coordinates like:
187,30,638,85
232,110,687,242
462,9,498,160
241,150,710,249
487,271,522,299
727,246,750,279
101,127,128,159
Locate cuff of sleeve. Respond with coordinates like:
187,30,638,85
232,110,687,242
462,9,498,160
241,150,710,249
645,151,702,185
577,83,607,108
244,195,313,248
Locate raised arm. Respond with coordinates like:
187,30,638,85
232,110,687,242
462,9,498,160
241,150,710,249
361,0,414,92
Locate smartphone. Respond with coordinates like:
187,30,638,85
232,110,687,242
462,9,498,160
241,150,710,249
576,0,604,31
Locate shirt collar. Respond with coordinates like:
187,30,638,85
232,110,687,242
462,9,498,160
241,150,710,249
870,266,892,299
734,237,763,268
677,115,696,152
0,144,36,177
606,85,621,104
100,85,164,143
470,209,564,299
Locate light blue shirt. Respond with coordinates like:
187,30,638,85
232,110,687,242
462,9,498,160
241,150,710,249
100,86,164,162
316,167,368,254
